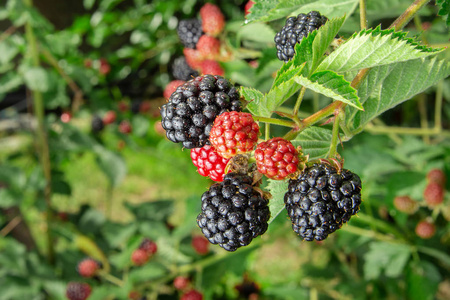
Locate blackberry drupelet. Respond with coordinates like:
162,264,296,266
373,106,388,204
91,115,104,133
172,57,199,81
284,163,362,241
177,19,203,49
196,172,270,251
274,11,328,62
160,75,242,149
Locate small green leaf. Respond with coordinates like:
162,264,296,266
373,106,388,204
363,242,411,280
294,70,362,109
346,57,450,132
292,0,359,19
240,86,264,117
238,23,276,43
317,27,444,73
23,67,49,92
291,126,332,160
267,179,289,223
93,146,127,187
261,78,301,117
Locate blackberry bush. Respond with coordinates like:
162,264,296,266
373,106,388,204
160,75,242,149
284,163,362,241
196,172,270,251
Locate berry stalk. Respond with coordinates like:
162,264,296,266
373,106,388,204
23,0,55,265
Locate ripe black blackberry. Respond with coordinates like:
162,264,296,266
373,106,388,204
196,172,270,251
160,75,241,149
131,100,142,114
177,19,203,49
284,163,362,241
172,57,199,81
274,11,328,62
91,115,104,133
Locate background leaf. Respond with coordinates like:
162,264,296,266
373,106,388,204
292,0,359,20
363,242,411,280
93,145,127,187
436,0,450,26
267,179,289,223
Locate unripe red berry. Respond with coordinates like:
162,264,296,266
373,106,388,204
99,58,111,75
181,289,203,300
255,137,299,180
77,258,100,278
200,3,225,37
139,238,158,255
200,60,224,76
131,249,150,266
174,276,190,291
119,120,132,134
427,169,446,187
103,110,117,125
61,112,72,123
423,182,444,207
191,145,230,182
164,80,186,99
191,235,209,255
415,220,436,239
393,195,418,214
210,112,260,159
245,1,255,16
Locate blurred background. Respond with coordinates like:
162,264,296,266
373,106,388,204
0,0,449,299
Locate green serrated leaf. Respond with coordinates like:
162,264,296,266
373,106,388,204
436,0,450,26
240,86,265,116
317,27,444,73
346,57,450,132
274,63,306,87
261,77,301,117
292,0,359,20
291,126,332,160
294,70,362,109
267,179,289,223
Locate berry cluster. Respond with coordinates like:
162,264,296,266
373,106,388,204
131,238,158,266
393,168,448,239
176,3,227,77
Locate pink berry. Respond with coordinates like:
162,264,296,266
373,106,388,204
415,220,436,239
191,145,230,182
77,258,100,278
191,235,209,255
131,249,150,266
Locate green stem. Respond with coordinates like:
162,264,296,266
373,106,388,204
23,0,55,265
417,93,430,144
328,110,341,158
99,272,125,286
352,212,405,240
265,124,270,140
340,224,400,243
312,92,319,114
253,116,296,128
434,80,443,131
359,0,368,30
413,15,429,44
389,0,432,31
293,86,307,116
106,183,113,219
416,245,450,268
364,124,450,137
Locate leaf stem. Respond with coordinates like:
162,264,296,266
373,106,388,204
293,86,307,116
23,0,55,265
265,124,270,140
328,110,341,158
389,0,432,31
99,272,125,287
417,93,430,144
359,0,368,30
364,124,450,137
253,116,296,128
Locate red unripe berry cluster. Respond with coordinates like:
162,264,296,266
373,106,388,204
181,289,203,300
415,220,436,239
210,112,260,159
191,235,210,255
255,137,299,180
66,282,92,300
77,258,101,278
191,145,230,182
131,238,158,266
393,195,418,214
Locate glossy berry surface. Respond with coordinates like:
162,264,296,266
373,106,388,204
255,137,299,180
66,282,91,300
209,112,259,159
274,11,328,62
196,173,270,251
284,163,362,241
160,75,241,149
191,145,230,182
